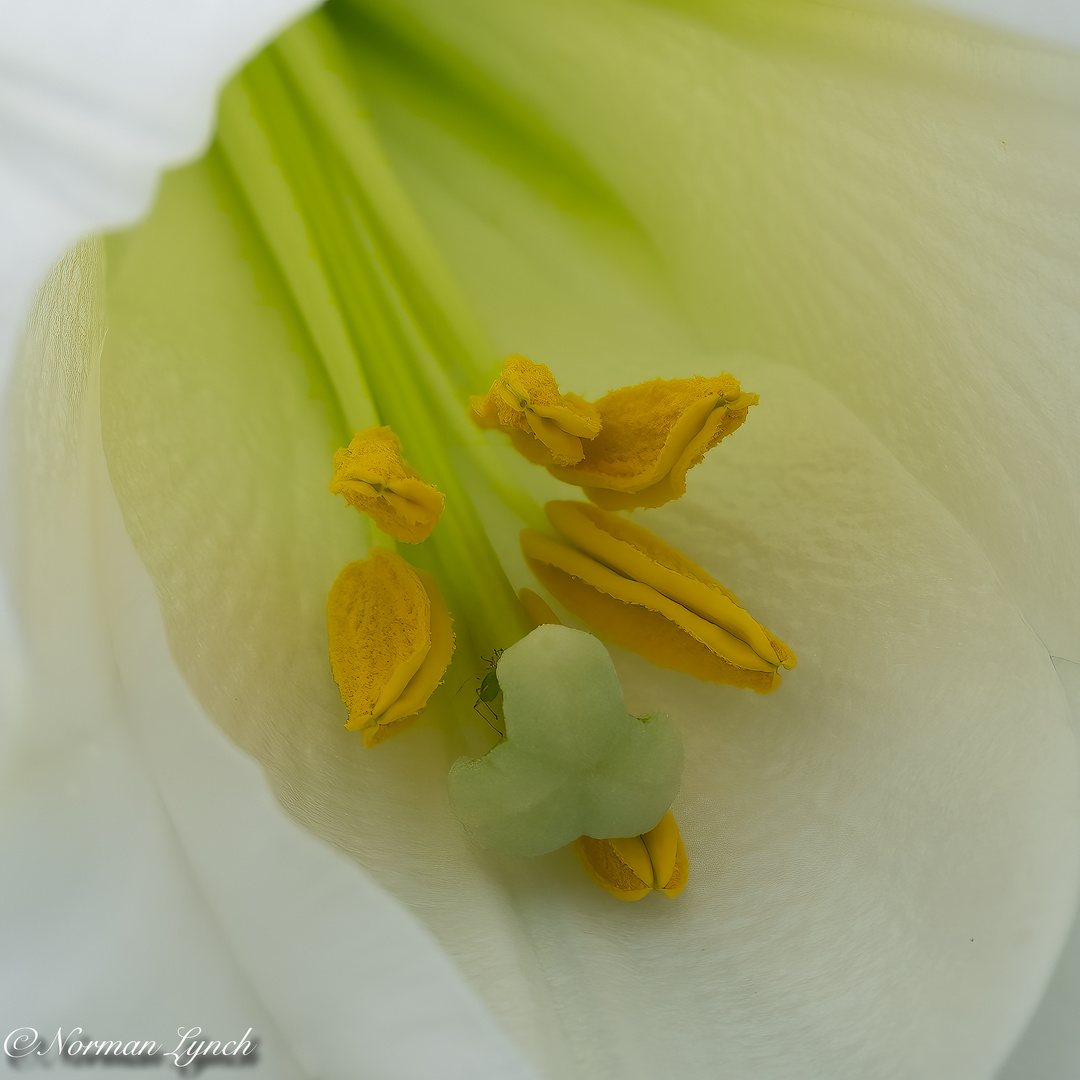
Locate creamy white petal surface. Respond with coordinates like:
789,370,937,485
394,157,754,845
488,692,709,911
929,0,1080,44
0,1,535,1075
96,4,1080,1077
346,5,1080,1069
5,2,1080,1080
0,0,318,377
1,242,536,1077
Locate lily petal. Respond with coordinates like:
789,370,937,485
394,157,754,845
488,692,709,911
3,240,533,1078
73,2,1080,1079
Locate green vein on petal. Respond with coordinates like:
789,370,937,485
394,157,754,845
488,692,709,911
329,0,644,234
213,11,533,659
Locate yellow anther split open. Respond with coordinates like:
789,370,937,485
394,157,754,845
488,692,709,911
327,547,455,747
329,426,444,543
471,354,601,466
574,811,689,901
521,501,795,692
550,375,757,510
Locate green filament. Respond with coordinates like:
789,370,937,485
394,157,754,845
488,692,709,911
216,10,531,659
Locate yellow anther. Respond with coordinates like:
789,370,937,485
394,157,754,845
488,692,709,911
641,811,688,897
573,811,690,901
327,547,455,747
471,355,601,466
329,426,444,543
521,501,795,693
550,375,757,510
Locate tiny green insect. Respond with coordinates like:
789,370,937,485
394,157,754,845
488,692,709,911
478,668,501,703
472,649,505,732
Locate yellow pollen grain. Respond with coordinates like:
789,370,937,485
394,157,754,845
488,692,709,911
573,835,652,901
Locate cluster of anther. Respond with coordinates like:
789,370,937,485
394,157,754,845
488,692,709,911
325,428,453,748
470,355,797,900
323,354,796,903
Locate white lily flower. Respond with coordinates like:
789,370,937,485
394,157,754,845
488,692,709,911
3,2,1080,1079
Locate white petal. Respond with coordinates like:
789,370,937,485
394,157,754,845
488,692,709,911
998,658,1080,1079
368,0,1080,661
926,0,1080,46
10,0,1080,1071
99,8,1080,1076
0,0,319,385
1,240,536,1077
341,3,1080,1072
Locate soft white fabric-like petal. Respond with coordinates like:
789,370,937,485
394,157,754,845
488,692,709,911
361,0,1080,662
100,40,1080,1073
0,0,318,381
1,241,536,1079
929,0,1080,45
5,1,1080,1079
317,3,1080,1072
999,658,1080,1078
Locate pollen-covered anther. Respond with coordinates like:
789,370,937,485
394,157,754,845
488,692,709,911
470,354,601,466
549,374,757,510
573,811,689,901
329,426,444,543
327,547,454,747
521,500,796,693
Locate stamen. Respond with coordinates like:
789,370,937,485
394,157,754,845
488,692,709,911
327,547,455,747
573,812,690,901
471,355,601,466
329,426,444,543
521,501,795,693
550,375,758,509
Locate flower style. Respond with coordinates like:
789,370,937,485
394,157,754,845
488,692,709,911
6,1,1080,1078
